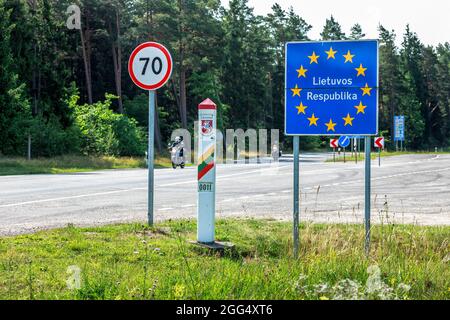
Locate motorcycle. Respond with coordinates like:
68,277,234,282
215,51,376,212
168,136,186,169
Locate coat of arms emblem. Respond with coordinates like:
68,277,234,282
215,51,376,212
201,120,213,135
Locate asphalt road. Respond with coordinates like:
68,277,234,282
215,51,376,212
1,153,449,235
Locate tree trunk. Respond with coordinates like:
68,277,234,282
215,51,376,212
179,66,187,128
170,78,181,113
31,0,38,116
390,96,395,148
80,11,93,104
111,10,123,113
178,0,187,129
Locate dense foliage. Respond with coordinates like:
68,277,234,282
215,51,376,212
70,93,146,156
0,0,449,157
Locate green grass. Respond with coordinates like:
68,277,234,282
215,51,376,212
0,155,178,175
0,219,448,300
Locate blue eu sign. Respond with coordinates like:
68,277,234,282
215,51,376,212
285,40,379,136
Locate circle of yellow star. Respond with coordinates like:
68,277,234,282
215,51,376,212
355,64,367,77
325,119,337,132
325,47,337,59
343,113,355,126
296,65,308,78
354,101,367,114
343,50,355,63
291,84,302,97
308,51,320,64
296,102,307,114
361,83,373,96
307,113,319,126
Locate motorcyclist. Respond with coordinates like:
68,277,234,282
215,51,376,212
168,136,185,169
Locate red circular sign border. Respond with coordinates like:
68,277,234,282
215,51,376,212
128,42,173,91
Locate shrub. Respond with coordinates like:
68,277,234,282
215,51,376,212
70,94,146,156
28,114,81,157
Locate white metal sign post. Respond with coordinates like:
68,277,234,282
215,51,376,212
128,42,173,226
197,99,217,243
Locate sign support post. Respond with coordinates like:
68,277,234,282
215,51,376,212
378,147,381,167
293,136,300,259
148,91,155,225
285,40,378,256
330,139,338,163
364,136,371,255
374,137,384,168
197,99,217,244
128,41,173,227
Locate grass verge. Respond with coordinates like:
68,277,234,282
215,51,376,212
0,155,177,175
0,219,448,300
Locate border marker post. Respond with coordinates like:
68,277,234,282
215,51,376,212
197,99,217,243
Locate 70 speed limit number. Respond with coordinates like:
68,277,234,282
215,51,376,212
128,42,173,91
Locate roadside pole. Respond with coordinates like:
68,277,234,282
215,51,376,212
358,139,360,160
378,147,381,167
330,139,338,163
27,135,31,161
374,137,384,168
148,91,155,225
128,41,173,227
197,99,217,243
364,136,371,254
293,136,300,259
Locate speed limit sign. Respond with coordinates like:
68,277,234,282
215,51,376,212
128,42,173,227
128,42,173,91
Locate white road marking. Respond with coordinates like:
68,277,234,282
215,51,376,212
0,187,146,208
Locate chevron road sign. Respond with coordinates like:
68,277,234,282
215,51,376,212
330,138,338,148
374,137,385,149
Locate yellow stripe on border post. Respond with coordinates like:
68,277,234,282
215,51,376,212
198,145,215,164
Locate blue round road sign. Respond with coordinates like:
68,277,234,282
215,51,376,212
338,136,350,148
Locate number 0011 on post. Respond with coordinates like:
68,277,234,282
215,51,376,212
198,183,213,193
